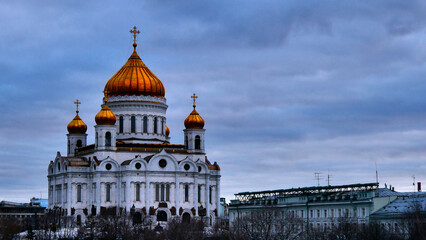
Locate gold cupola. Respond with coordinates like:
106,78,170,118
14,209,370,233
95,92,117,125
103,26,165,98
165,125,170,137
184,93,205,129
67,100,87,134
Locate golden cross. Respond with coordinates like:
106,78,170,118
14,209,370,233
191,93,198,108
130,26,140,48
74,99,81,113
103,90,109,103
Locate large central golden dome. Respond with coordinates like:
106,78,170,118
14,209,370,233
104,45,165,98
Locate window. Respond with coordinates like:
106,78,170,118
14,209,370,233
57,163,61,171
96,132,98,146
310,210,313,218
77,185,82,202
143,116,148,133
301,210,304,218
105,132,111,147
166,184,170,201
76,140,82,148
92,183,96,203
195,135,201,149
317,209,320,218
119,116,123,133
324,209,327,218
209,186,212,204
185,185,189,202
136,183,140,201
185,136,188,148
154,117,158,134
155,184,159,201
331,209,334,218
131,116,136,133
161,184,165,201
198,185,201,203
362,208,366,217
106,184,111,202
339,209,342,217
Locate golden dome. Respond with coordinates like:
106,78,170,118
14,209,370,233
104,44,165,98
95,104,117,125
67,113,87,134
184,107,205,129
165,125,170,137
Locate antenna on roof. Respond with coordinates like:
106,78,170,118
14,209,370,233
412,174,416,192
375,161,379,184
327,169,332,186
314,172,322,186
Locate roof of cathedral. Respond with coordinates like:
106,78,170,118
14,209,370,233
184,94,205,129
103,38,165,98
61,157,90,167
95,104,116,125
67,113,87,134
121,154,155,166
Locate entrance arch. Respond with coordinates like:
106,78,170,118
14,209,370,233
182,212,191,224
157,210,167,222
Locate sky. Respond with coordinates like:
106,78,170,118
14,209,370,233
0,0,425,202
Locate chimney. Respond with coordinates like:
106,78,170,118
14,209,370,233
418,182,422,192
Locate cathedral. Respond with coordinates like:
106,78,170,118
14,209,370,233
47,27,221,225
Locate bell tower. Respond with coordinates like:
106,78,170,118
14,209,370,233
66,100,87,156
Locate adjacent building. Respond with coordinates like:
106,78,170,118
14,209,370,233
228,183,411,230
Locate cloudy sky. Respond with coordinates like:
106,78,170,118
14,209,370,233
1,0,425,202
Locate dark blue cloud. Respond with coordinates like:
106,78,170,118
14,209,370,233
0,0,425,202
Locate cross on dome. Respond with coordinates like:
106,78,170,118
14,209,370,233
74,99,81,114
130,26,140,49
191,93,198,109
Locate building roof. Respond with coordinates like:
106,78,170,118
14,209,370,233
371,195,426,218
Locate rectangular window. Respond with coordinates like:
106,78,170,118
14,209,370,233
185,185,189,202
154,117,158,134
324,209,327,218
77,185,82,202
209,186,212,204
119,116,123,133
362,208,366,217
166,184,170,201
301,210,304,218
143,116,148,133
331,209,334,218
106,184,111,202
339,209,342,217
92,183,96,203
155,184,159,201
310,210,313,218
317,209,320,218
161,184,165,201
136,183,140,201
131,116,136,133
198,185,201,203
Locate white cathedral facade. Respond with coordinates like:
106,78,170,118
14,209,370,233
47,28,221,225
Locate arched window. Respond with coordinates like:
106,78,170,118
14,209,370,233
95,132,98,147
195,135,201,150
119,116,124,133
77,185,82,202
76,140,82,148
154,117,158,134
185,136,188,149
57,163,61,172
185,184,189,202
131,116,136,133
105,132,111,147
143,116,148,133
106,184,111,202
136,183,140,201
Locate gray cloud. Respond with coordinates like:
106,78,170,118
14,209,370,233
0,0,425,202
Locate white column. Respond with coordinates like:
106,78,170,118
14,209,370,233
175,176,180,210
205,177,210,217
67,178,72,215
145,177,151,209
126,179,131,211
216,178,221,217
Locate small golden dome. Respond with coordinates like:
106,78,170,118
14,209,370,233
95,104,117,125
165,125,170,137
185,93,205,129
104,43,165,98
67,114,87,134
